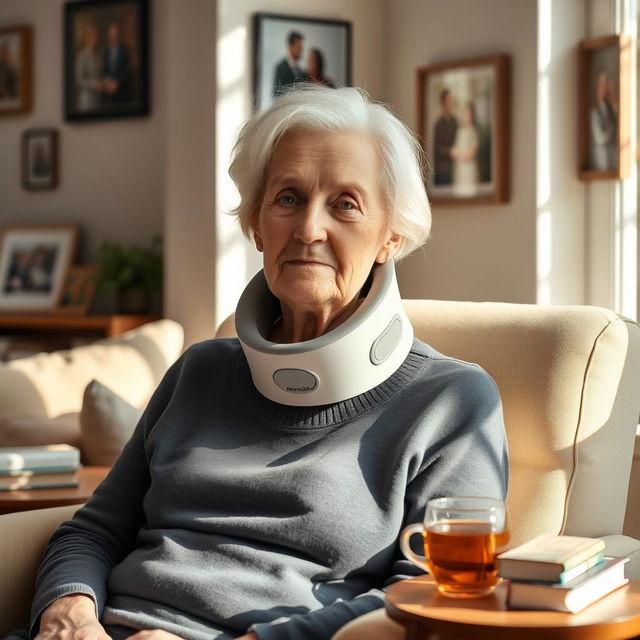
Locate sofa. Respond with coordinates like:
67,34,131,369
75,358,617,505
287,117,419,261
0,319,184,464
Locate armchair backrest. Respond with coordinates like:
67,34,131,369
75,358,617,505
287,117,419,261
216,301,640,546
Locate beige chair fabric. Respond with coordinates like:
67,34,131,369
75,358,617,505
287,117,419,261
1,301,639,639
0,505,79,637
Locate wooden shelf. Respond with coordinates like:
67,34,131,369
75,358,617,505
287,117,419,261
0,314,159,338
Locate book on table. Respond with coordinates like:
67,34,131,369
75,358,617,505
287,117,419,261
0,445,81,490
506,556,629,613
497,534,606,582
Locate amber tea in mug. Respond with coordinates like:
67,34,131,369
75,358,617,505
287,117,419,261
401,497,509,598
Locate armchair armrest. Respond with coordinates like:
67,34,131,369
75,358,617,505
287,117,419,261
0,505,79,637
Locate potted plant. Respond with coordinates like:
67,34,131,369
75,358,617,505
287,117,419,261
96,235,163,314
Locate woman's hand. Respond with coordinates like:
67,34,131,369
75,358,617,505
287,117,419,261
234,634,258,640
35,594,110,640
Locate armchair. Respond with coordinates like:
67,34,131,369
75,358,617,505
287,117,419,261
2,300,639,639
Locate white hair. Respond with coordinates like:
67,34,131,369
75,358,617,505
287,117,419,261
229,84,431,260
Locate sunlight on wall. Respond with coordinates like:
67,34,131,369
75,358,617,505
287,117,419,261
215,23,258,328
536,0,552,304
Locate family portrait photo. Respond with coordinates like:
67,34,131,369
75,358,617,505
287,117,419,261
0,226,77,312
64,0,149,121
253,13,351,111
418,54,509,205
22,128,58,190
0,25,32,115
578,35,631,180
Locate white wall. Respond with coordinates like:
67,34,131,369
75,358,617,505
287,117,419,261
384,0,538,304
0,0,164,263
215,0,387,327
163,0,217,346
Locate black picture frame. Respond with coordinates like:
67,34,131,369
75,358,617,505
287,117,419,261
22,128,59,190
63,0,149,122
253,12,352,112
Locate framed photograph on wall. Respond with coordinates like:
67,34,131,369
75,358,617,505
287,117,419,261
0,25,33,116
253,12,352,112
22,128,59,190
578,34,631,181
0,225,78,312
64,0,149,121
56,265,96,315
417,54,510,205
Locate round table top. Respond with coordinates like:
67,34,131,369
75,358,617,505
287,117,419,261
0,466,109,513
385,575,640,640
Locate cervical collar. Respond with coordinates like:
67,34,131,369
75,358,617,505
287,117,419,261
235,260,414,406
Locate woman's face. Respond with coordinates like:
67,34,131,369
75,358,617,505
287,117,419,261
253,130,400,321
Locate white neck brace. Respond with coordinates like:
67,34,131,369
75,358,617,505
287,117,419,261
235,261,414,406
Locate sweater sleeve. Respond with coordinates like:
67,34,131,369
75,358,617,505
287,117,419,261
251,364,508,640
28,355,185,638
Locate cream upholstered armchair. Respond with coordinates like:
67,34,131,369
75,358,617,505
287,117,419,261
1,300,640,638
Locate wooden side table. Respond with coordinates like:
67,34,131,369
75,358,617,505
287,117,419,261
385,575,640,640
0,466,109,515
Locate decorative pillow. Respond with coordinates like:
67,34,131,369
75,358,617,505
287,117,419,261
80,380,145,466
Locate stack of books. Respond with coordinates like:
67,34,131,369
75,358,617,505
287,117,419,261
0,445,81,491
498,534,628,612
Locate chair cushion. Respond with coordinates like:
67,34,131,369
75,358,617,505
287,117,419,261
80,380,145,466
0,413,81,449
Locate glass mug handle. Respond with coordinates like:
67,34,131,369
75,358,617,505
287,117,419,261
400,523,430,572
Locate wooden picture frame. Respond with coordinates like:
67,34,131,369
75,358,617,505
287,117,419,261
253,12,352,112
578,34,631,181
417,54,510,206
64,0,150,121
0,25,33,115
0,225,78,312
22,128,59,190
55,265,96,315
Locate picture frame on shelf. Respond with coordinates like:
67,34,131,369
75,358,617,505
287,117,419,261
63,0,149,122
22,128,59,190
55,265,96,315
578,34,631,181
416,54,510,205
0,225,78,312
253,12,352,112
0,25,33,116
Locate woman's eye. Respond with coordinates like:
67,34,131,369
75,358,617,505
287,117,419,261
277,194,297,206
337,199,359,213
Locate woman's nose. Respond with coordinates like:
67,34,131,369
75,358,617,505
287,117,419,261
293,201,328,244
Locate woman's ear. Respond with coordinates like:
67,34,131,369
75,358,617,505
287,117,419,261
375,232,402,263
251,213,263,252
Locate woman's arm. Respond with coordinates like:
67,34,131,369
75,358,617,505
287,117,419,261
29,356,186,638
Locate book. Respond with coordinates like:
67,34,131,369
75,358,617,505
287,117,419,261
0,445,81,473
497,534,606,582
0,469,79,491
507,556,628,613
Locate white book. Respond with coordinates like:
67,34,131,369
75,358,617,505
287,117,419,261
0,445,80,472
507,556,629,613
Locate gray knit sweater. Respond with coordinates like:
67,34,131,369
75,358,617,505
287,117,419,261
29,337,508,640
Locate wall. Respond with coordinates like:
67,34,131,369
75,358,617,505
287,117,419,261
215,0,387,327
0,0,165,263
384,0,538,304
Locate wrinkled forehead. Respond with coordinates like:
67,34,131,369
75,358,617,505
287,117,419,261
265,129,384,185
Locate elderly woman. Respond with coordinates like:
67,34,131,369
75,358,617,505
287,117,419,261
20,86,507,640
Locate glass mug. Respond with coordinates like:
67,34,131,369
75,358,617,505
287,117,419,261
400,496,510,598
